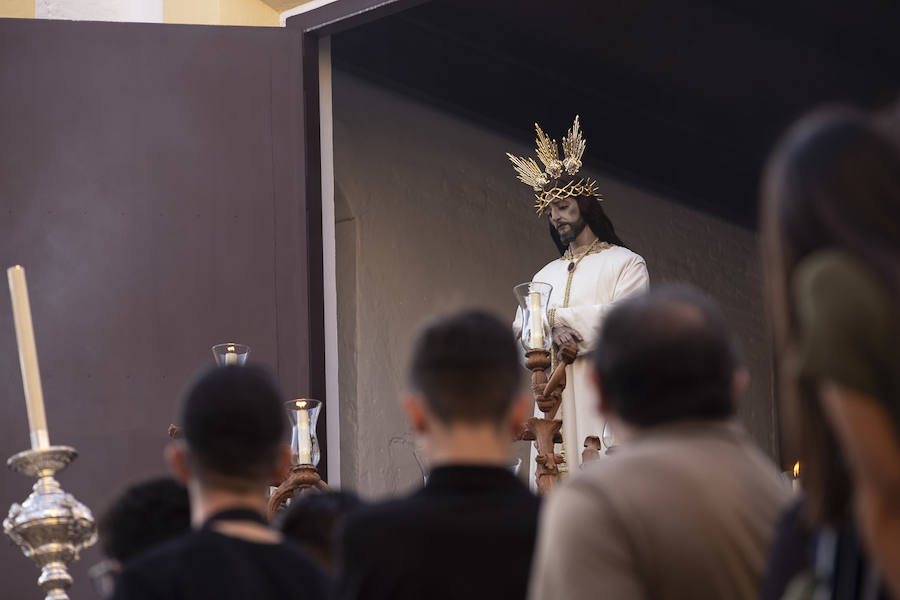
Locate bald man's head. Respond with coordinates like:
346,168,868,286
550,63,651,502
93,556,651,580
593,285,740,428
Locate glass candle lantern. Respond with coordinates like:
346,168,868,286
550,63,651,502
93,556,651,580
211,343,250,366
287,399,321,467
602,422,617,451
513,282,553,351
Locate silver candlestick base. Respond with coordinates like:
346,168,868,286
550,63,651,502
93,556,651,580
4,446,97,600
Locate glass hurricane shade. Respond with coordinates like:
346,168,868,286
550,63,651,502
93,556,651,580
513,282,553,351
287,399,321,467
602,422,617,449
211,343,250,366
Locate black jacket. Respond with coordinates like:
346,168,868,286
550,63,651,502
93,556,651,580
112,510,329,600
335,465,540,600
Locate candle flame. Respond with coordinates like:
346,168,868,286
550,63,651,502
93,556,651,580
793,461,800,478
226,345,235,353
295,399,307,408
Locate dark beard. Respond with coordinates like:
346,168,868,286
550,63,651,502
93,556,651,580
558,218,587,246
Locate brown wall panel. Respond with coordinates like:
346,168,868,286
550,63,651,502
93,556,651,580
0,18,310,598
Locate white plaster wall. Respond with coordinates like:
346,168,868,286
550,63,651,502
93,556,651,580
333,69,776,499
36,0,163,22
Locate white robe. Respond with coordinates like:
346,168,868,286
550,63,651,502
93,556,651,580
514,244,649,484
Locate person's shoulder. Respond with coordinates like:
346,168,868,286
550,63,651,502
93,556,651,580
273,536,324,562
568,426,711,492
793,249,891,330
794,250,886,301
534,256,564,278
571,450,640,491
272,539,331,585
341,496,415,536
113,532,194,599
338,495,428,560
123,530,193,570
604,244,645,265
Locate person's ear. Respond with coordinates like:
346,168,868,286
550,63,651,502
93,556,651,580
508,393,532,437
590,367,610,417
403,393,429,435
166,441,192,485
731,368,750,401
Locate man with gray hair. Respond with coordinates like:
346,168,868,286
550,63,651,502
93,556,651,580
529,285,790,600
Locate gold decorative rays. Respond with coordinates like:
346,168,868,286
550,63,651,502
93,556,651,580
535,124,562,179
506,154,548,191
507,115,600,215
561,117,585,175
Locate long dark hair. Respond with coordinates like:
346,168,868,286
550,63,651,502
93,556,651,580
548,176,627,254
761,107,900,525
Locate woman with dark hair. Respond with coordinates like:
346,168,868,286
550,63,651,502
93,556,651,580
761,107,900,599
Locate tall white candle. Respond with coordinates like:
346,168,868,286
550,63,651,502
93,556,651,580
296,403,312,465
529,291,543,348
7,266,50,449
224,345,238,366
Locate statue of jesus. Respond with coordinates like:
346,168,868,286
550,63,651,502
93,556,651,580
509,116,649,479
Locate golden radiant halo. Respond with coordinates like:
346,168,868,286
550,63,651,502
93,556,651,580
507,115,603,217
534,178,602,216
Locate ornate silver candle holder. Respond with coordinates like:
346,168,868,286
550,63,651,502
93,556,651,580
4,445,97,600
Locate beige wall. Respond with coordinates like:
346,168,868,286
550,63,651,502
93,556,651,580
164,0,218,24
164,0,279,26
0,0,287,25
333,69,778,498
0,0,35,18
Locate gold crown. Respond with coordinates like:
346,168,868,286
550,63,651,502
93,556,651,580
506,115,601,215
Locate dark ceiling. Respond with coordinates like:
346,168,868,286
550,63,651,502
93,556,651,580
332,0,900,228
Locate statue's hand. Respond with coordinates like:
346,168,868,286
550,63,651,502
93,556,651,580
557,343,578,364
552,325,583,348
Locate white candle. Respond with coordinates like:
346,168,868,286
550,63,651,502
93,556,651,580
7,266,50,449
529,291,543,348
224,345,238,366
296,401,312,465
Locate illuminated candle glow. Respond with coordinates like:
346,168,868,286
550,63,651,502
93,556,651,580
295,400,312,465
7,266,50,449
224,345,238,366
528,291,543,349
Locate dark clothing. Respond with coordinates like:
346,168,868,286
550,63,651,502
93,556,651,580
335,465,540,600
760,499,813,600
761,499,891,600
112,509,329,600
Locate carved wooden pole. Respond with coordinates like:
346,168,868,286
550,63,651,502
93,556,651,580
520,343,577,494
266,466,329,519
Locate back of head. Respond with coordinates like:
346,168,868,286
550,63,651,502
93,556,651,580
277,491,365,571
409,310,521,425
593,285,738,427
98,477,190,563
179,364,286,486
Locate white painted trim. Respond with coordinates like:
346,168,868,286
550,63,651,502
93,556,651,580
319,36,341,487
279,0,341,26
